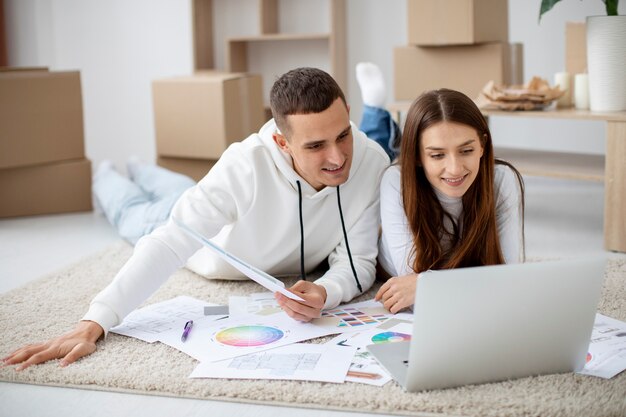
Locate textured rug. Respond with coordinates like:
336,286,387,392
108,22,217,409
1,242,625,417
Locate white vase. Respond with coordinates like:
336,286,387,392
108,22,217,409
586,15,626,112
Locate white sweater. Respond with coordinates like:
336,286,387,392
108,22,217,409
83,119,390,333
378,164,523,277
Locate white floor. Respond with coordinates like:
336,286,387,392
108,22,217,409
1,176,624,417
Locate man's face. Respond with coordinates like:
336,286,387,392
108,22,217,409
273,98,353,191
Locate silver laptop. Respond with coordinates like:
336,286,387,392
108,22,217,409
367,257,606,392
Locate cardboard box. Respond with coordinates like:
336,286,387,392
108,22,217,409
394,42,524,101
566,22,587,74
407,0,508,46
153,71,265,159
0,158,92,218
0,69,85,169
157,156,217,182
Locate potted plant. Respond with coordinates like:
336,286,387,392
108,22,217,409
539,0,619,19
539,0,626,112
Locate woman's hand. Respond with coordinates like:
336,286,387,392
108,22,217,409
2,321,104,370
375,273,418,313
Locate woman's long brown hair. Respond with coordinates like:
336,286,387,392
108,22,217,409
399,89,524,274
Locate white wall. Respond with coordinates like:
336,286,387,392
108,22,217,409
5,0,193,172
5,0,625,171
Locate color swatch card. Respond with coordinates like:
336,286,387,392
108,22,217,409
158,310,340,363
312,299,413,332
189,343,357,383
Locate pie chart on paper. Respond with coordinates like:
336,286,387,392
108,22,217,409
371,331,411,344
215,325,285,347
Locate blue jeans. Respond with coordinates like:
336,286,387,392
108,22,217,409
93,164,195,244
359,105,401,161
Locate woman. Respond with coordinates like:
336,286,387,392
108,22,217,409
371,88,525,313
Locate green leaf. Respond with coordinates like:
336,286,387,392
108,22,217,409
603,0,619,15
539,0,563,22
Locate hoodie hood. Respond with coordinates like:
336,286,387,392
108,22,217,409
257,118,369,198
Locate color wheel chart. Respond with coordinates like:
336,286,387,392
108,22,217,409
215,325,285,347
321,307,390,328
371,331,411,344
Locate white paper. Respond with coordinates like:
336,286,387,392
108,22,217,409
578,313,626,379
228,292,282,318
190,343,356,383
333,322,412,351
325,332,393,387
158,310,340,363
110,296,225,343
173,217,304,301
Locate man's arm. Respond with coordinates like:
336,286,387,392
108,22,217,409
4,148,256,368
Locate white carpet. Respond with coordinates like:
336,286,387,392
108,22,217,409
1,242,625,417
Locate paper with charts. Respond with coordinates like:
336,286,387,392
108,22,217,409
325,321,413,386
158,311,341,363
110,295,227,343
578,313,626,379
228,294,413,329
189,343,357,383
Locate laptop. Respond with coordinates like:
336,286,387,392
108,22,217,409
367,257,606,392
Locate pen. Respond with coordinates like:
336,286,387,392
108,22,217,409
181,320,193,342
347,370,382,380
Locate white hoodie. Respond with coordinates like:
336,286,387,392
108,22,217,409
83,119,390,333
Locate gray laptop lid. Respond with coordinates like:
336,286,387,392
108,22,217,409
368,257,606,392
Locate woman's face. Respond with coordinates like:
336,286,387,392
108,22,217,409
419,121,484,198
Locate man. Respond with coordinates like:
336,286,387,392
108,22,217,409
3,67,389,369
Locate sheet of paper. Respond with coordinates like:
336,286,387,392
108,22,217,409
229,292,282,318
325,331,395,387
173,217,304,301
158,310,341,363
110,296,225,343
578,313,626,379
189,342,356,383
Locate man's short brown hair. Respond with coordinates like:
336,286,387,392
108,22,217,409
269,67,347,137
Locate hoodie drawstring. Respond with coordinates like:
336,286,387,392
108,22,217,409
337,185,363,293
296,180,306,281
296,181,363,294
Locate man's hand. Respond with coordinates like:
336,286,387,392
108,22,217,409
375,273,418,314
275,280,327,322
2,321,104,370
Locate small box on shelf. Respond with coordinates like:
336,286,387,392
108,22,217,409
394,42,523,101
153,71,265,160
407,0,508,46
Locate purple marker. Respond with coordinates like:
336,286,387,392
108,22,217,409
181,320,193,342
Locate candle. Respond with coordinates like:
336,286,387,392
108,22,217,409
574,73,590,110
554,72,572,108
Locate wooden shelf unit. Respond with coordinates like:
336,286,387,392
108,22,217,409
192,0,347,91
388,101,626,253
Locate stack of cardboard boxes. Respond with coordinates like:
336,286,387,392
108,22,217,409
152,71,266,182
395,0,523,101
0,68,92,218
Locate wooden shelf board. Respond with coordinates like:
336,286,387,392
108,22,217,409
388,101,626,122
228,33,331,43
494,147,605,182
